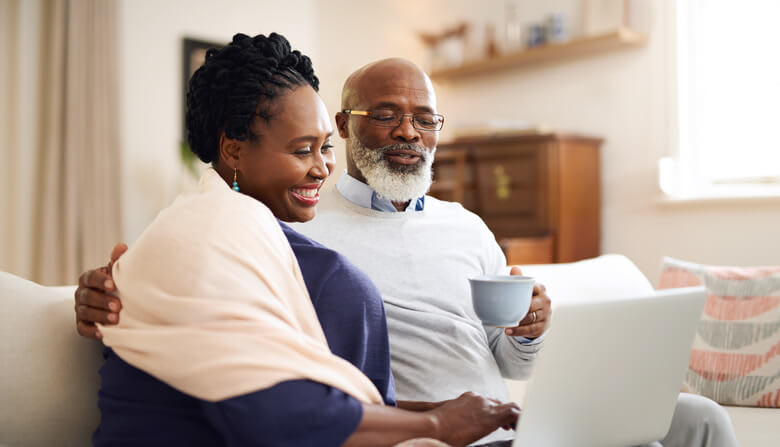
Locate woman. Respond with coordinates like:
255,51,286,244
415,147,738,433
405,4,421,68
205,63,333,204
91,33,518,447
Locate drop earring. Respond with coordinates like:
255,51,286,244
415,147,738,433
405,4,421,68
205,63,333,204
232,168,240,192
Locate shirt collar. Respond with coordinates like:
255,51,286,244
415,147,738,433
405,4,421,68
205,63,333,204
335,171,425,212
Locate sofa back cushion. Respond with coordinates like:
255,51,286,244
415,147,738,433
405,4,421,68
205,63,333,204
0,272,103,446
657,258,780,407
517,254,655,308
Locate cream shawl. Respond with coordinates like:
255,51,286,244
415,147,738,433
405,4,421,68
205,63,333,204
98,168,382,404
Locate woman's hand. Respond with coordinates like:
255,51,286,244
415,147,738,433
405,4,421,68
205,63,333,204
429,392,520,446
344,392,519,447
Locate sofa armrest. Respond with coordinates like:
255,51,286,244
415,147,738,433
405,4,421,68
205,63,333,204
0,273,102,446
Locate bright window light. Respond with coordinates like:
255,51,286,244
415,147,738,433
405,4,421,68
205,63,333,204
675,0,780,196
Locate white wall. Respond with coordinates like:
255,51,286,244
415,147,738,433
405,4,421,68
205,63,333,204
313,0,780,281
115,0,779,281
118,0,317,243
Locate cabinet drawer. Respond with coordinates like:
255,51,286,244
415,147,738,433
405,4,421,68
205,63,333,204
478,186,538,217
473,146,544,217
433,158,474,185
500,235,554,265
483,216,547,240
435,134,601,263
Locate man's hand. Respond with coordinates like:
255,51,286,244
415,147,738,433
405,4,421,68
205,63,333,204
504,266,551,338
429,392,520,446
74,243,127,339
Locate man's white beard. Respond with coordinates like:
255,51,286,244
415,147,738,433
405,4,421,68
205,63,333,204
346,137,434,203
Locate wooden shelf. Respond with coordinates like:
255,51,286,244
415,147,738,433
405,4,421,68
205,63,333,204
429,28,648,80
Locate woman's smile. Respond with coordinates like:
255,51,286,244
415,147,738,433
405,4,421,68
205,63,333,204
290,184,321,205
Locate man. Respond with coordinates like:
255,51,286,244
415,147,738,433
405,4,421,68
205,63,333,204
291,58,737,447
292,58,548,409
76,58,737,446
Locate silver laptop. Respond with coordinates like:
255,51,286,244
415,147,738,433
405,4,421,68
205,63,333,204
508,286,707,447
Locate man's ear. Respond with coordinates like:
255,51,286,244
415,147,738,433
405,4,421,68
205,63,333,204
335,112,350,139
218,131,241,167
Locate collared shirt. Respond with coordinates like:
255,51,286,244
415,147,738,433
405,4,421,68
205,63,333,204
336,171,424,212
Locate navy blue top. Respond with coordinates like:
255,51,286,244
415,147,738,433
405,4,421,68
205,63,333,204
93,222,395,446
280,221,395,407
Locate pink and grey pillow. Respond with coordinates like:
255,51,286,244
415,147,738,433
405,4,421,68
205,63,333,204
657,257,780,407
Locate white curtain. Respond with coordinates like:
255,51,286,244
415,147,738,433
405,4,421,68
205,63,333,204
1,0,122,285
0,0,30,280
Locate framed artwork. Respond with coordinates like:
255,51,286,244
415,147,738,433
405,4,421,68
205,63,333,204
181,37,223,145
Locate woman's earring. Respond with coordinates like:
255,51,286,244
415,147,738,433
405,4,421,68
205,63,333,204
232,168,240,192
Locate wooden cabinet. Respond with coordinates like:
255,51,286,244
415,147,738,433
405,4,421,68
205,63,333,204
431,133,602,264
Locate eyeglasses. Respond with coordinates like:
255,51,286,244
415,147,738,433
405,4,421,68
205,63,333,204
342,108,444,131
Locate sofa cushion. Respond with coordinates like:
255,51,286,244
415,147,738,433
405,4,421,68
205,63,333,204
657,258,780,407
515,254,655,307
0,272,103,446
723,405,780,447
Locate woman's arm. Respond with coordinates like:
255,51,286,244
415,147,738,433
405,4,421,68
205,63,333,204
396,400,448,412
202,380,518,447
202,380,363,447
343,404,438,446
345,392,520,447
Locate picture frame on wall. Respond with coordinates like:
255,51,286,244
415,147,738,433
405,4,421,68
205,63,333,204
181,37,223,145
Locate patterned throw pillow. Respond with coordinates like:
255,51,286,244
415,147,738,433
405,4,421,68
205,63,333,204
657,257,780,407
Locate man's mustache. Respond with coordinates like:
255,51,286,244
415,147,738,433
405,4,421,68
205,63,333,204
377,143,428,161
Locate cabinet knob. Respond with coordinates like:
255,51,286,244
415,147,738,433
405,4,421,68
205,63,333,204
494,165,511,199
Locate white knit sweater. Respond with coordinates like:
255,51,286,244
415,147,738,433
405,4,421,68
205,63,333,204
293,186,540,407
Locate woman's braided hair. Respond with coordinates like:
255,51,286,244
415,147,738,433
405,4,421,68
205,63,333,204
185,32,319,163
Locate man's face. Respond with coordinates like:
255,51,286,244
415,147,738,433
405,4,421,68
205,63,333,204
341,64,440,202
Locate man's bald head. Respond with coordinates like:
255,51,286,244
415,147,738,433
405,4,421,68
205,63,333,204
341,58,436,111
336,58,441,209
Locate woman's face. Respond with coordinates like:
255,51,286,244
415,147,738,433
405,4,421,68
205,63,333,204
233,85,335,223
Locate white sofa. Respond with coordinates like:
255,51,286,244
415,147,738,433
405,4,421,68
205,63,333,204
1,255,778,446
0,273,103,446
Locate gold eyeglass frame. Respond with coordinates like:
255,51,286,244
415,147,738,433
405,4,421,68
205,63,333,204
342,109,444,131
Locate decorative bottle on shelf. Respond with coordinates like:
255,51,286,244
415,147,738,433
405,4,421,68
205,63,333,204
504,0,523,51
545,13,567,44
485,24,498,58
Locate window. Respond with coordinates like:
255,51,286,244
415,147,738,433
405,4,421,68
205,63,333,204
662,0,780,199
